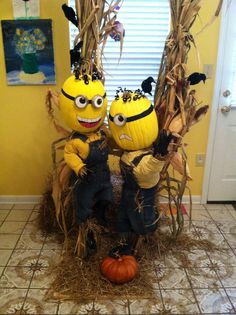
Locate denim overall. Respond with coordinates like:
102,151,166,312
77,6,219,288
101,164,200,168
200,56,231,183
71,132,112,225
117,152,158,235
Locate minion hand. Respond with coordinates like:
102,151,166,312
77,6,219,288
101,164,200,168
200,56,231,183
78,166,87,177
153,130,173,157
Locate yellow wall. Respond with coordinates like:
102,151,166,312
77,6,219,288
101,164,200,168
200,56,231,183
0,0,220,196
185,3,220,195
0,0,71,195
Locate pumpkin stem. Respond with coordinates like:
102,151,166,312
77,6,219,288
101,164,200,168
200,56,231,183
114,252,121,260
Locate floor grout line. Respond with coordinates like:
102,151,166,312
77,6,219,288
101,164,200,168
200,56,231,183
1,204,236,315
21,217,61,313
182,267,203,314
205,212,236,254
0,206,42,314
1,220,29,269
214,268,236,313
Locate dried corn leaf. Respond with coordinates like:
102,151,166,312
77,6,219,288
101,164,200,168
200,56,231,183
153,0,219,239
190,105,209,126
170,152,192,180
72,0,123,76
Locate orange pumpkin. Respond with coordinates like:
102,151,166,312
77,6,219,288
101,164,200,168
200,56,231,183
100,255,139,284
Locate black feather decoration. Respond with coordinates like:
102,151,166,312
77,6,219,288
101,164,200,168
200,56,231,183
62,3,78,27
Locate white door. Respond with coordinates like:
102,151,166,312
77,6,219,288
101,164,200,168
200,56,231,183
207,0,236,201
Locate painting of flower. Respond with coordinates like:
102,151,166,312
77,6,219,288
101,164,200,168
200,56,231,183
1,19,55,85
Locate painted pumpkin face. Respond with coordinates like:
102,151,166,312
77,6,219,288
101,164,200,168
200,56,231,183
108,92,158,150
60,75,108,133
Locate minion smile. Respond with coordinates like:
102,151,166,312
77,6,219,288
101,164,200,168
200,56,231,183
77,115,102,129
119,134,133,141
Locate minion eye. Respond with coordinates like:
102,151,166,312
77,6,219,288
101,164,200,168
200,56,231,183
75,95,88,108
92,95,104,108
113,114,126,126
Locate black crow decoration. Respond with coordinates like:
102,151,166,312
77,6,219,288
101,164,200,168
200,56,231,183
70,41,83,69
187,72,206,85
141,76,156,96
62,3,78,27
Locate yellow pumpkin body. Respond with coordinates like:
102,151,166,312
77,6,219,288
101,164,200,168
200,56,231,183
100,255,139,284
60,75,108,133
109,92,158,150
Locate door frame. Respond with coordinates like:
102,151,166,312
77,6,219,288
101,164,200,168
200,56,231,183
201,0,229,204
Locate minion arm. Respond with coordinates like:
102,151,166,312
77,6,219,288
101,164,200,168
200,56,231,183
64,139,89,175
133,155,165,188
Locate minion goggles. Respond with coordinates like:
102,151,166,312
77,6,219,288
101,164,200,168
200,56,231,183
109,104,154,126
61,89,106,109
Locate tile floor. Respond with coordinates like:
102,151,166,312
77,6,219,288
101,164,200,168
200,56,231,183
0,203,236,314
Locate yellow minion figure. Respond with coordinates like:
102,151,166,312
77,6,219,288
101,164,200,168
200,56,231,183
108,89,172,254
60,74,112,249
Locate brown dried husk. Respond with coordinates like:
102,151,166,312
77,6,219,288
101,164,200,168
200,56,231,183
47,235,155,300
153,0,222,237
46,223,221,301
74,0,123,76
38,171,122,241
39,170,221,301
38,183,58,234
39,172,220,300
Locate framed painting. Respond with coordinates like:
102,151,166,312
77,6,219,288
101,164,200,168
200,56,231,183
1,19,56,85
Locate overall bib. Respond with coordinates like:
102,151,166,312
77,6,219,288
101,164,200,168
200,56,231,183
117,152,158,235
71,133,112,225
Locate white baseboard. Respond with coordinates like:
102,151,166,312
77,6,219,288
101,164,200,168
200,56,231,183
0,195,201,204
183,195,201,204
159,195,201,204
0,195,42,204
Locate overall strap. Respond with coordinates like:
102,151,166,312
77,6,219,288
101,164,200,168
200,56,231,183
71,132,88,142
131,152,151,167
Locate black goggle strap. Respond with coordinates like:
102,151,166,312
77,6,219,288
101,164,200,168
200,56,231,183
109,104,154,123
61,89,106,102
61,88,75,101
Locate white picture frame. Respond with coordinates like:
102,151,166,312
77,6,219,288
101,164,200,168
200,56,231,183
12,0,40,19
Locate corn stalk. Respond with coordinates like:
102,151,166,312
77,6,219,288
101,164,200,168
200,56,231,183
154,0,222,237
40,1,123,257
74,0,123,77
